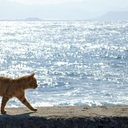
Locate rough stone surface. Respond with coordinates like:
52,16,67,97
0,106,128,128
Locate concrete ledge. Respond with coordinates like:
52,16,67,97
0,106,128,128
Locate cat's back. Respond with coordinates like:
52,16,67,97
0,76,12,83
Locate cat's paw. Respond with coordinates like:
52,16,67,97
32,108,37,112
1,110,6,114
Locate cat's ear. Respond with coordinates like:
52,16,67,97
31,73,35,77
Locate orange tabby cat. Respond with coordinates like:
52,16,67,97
0,73,38,114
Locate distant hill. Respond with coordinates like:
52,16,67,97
24,18,42,21
94,11,128,21
0,17,42,21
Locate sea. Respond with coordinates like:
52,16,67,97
0,21,128,107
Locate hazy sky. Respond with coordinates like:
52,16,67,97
9,0,82,5
0,0,128,20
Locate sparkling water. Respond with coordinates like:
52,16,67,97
0,21,128,107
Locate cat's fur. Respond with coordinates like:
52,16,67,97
0,73,38,114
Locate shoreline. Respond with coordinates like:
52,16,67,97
0,106,128,128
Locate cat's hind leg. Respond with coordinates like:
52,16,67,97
1,96,10,114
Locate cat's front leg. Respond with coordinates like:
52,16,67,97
17,95,37,111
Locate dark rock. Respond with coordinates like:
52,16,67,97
1,116,127,128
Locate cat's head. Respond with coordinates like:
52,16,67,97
28,73,38,89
